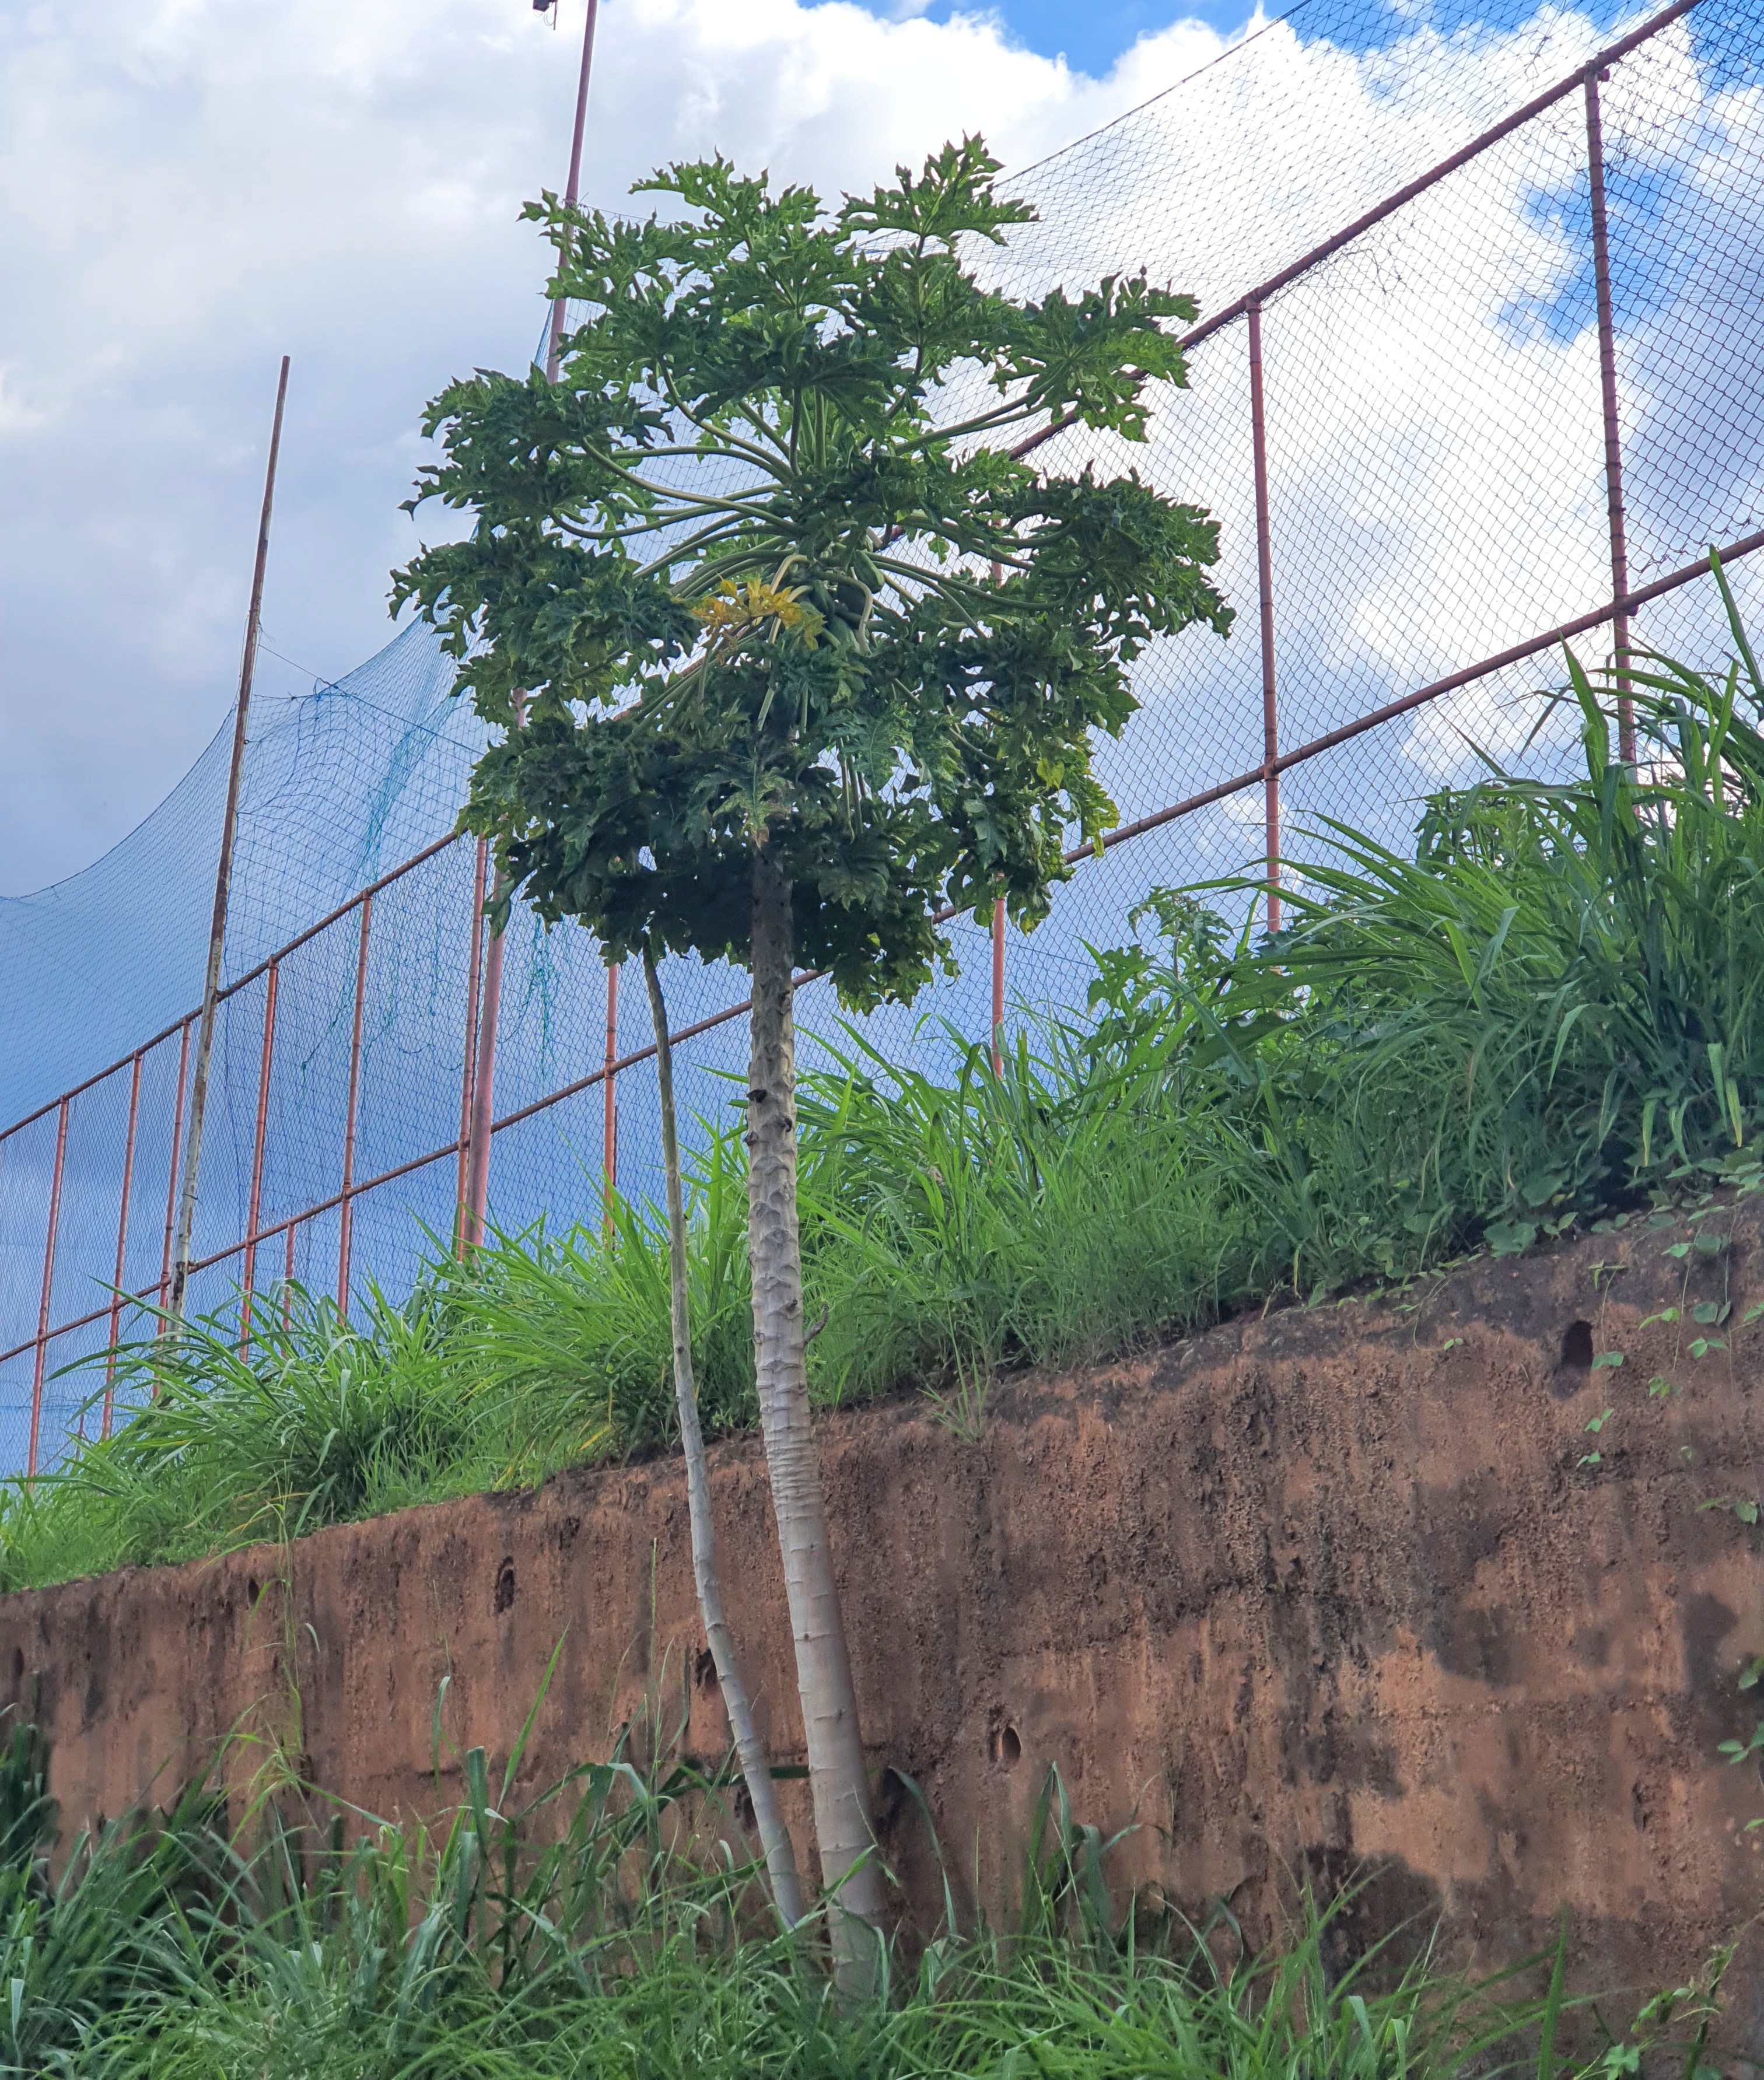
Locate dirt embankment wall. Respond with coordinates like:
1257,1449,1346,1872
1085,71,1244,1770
5,1209,1764,2035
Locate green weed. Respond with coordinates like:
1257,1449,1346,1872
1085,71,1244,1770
12,595,1764,1595
0,1700,1704,2079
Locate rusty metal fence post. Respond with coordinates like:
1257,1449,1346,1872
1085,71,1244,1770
1247,297,1281,934
603,962,620,1220
101,1053,144,1438
169,355,290,1319
1586,68,1636,766
544,0,602,384
335,895,373,1315
27,1097,71,1477
239,961,279,1347
156,1017,194,1316
991,900,1006,1076
455,838,488,1255
463,878,508,1254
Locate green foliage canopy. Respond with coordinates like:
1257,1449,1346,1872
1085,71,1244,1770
393,138,1231,1002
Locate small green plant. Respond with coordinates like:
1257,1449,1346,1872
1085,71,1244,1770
18,589,1764,1609
0,1705,1720,2078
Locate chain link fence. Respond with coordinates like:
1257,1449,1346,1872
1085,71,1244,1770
2,0,1762,1473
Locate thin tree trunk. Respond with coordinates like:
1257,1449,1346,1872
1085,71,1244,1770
746,848,886,1987
640,943,806,1930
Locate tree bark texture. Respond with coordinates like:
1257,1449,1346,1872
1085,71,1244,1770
640,945,806,1930
746,849,887,1970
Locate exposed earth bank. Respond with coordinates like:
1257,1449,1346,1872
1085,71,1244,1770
8,1204,1764,2039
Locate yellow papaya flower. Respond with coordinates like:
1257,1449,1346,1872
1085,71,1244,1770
692,578,824,647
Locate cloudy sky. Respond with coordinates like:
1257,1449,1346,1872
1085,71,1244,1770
4,0,1761,1405
5,0,1758,915
0,0,1265,899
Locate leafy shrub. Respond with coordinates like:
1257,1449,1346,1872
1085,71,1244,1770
12,591,1764,1588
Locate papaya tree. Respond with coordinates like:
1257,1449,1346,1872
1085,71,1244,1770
392,136,1230,1977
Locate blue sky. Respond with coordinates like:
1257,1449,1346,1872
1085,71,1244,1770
877,0,1257,76
942,0,1718,74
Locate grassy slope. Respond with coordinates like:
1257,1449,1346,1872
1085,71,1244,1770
10,633,1764,1590
0,639,1756,2069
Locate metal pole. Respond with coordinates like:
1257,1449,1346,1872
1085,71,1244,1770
284,1217,298,1325
1247,299,1280,934
102,1053,144,1439
463,881,509,1253
158,1017,193,1311
463,699,525,1252
335,895,373,1315
543,0,602,382
463,0,603,1242
239,962,279,1348
603,961,619,1221
455,838,488,1255
991,899,1005,1076
169,354,290,1318
551,8,611,1213
1586,71,1635,766
986,556,1007,1076
28,1098,70,1479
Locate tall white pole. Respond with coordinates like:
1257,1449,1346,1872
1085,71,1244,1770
168,355,290,1319
463,2,605,1239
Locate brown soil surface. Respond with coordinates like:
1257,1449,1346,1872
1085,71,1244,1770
7,1204,1764,2044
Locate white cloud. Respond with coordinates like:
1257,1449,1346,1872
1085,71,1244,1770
0,370,41,437
0,0,1202,896
1,0,1758,918
972,4,1764,868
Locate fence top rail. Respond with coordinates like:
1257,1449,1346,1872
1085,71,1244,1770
1090,531,1764,856
1181,0,1701,348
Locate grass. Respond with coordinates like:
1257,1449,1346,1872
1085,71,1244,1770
0,1694,1723,2078
10,597,1764,1589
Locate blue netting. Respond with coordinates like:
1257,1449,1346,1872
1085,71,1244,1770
4,0,1763,1473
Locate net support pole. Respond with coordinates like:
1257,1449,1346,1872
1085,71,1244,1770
335,895,373,1316
1247,298,1281,933
168,354,290,1319
987,554,1007,1077
991,899,1006,1076
1586,71,1635,766
462,681,528,1253
239,961,279,1349
27,1097,70,1479
102,1052,143,1439
543,0,601,382
455,838,489,1255
545,1,618,1214
603,962,619,1223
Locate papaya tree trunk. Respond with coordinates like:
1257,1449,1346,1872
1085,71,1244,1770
746,848,886,1982
640,943,806,1931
